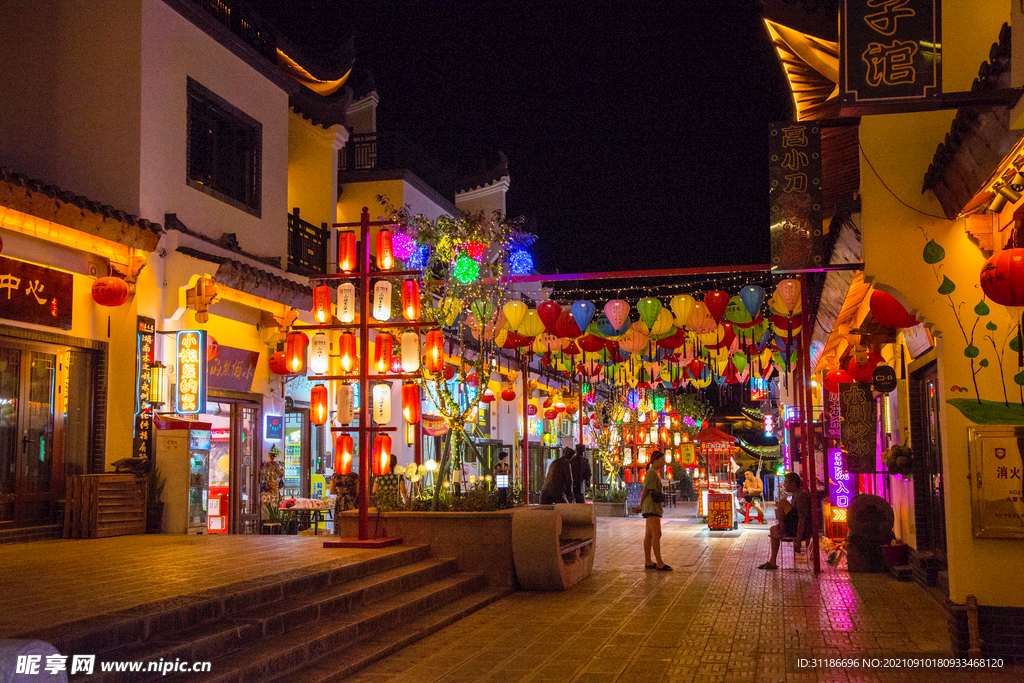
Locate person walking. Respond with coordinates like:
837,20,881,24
641,450,672,571
540,447,574,505
570,444,591,503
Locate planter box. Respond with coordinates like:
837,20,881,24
591,501,626,518
881,542,909,568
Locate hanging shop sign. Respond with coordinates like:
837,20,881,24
827,447,854,520
838,381,877,473
840,0,941,114
265,414,283,440
824,389,842,442
207,345,260,392
769,122,823,271
176,330,208,415
967,426,1024,538
0,255,73,329
749,376,769,402
872,365,897,393
133,316,156,460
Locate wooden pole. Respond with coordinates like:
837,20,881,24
358,207,370,541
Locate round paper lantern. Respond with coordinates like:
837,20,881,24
372,434,392,475
373,281,392,321
481,388,496,403
312,285,332,324
374,333,393,373
207,335,219,361
339,333,357,373
334,434,354,475
775,279,801,314
703,290,730,322
503,300,527,332
869,290,918,328
402,383,421,423
980,249,1024,308
425,330,445,372
824,368,855,394
667,294,693,328
687,302,716,333
443,364,457,380
527,404,538,416
337,383,353,424
269,351,288,376
538,301,562,332
740,285,766,319
501,386,516,401
570,300,597,332
91,277,130,307
401,332,420,372
338,231,357,272
402,280,421,321
285,331,309,374
605,299,631,330
467,372,480,387
553,310,582,338
848,353,883,383
337,283,355,323
519,309,546,337
637,297,662,330
310,332,329,374
376,229,394,270
544,408,558,419
310,383,329,425
372,383,391,423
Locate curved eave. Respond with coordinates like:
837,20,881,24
764,19,840,122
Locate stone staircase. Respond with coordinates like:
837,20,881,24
31,544,506,682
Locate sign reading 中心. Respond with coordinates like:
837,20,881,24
0,255,73,329
176,330,207,415
840,0,941,114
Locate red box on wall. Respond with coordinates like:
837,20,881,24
207,485,229,533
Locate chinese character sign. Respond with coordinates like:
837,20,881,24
828,447,855,509
176,330,207,415
750,377,768,402
769,122,823,271
207,345,260,392
0,255,73,329
841,0,941,111
838,382,877,473
967,426,1024,538
707,492,734,530
134,316,156,460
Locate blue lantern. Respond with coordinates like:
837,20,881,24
509,249,533,275
570,300,596,332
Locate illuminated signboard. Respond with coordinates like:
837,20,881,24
176,330,207,415
750,377,768,402
828,447,853,512
763,413,775,437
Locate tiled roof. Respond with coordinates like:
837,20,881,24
175,246,313,310
455,152,510,194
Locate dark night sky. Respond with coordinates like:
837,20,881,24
251,0,815,275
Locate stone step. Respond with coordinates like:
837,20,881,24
83,557,459,683
33,544,431,656
189,573,487,683
282,586,511,683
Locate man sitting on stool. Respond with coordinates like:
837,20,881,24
758,471,810,570
742,470,765,522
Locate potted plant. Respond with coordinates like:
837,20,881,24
591,487,628,517
146,467,166,534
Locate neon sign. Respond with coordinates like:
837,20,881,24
828,447,853,509
176,330,207,414
763,413,775,437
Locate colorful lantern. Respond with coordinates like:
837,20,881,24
310,383,329,425
339,333,357,372
467,372,480,387
775,279,801,314
374,333,393,373
481,388,496,403
669,294,695,328
868,290,918,329
605,299,630,330
376,229,394,270
269,351,288,376
310,332,329,375
372,434,392,475
501,385,517,401
334,434,354,475
740,285,766,320
981,249,1024,307
637,297,662,330
425,330,445,372
373,281,392,321
390,354,403,374
824,368,855,394
337,383,353,424
527,404,538,416
452,255,480,283
402,280,421,321
402,383,421,423
372,383,392,423
704,291,730,322
570,300,597,332
519,309,545,337
538,301,562,331
91,277,130,307
207,336,219,361
337,283,355,323
509,249,533,274
312,285,331,324
544,408,558,419
401,332,420,372
503,300,527,332
285,331,308,374
443,364,457,380
338,231,357,272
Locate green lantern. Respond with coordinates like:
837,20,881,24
637,297,662,330
453,255,480,284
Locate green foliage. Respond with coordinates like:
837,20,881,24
147,467,166,505
401,482,501,512
948,398,1024,425
592,487,627,503
938,276,955,295
923,239,945,264
263,500,282,523
1011,335,1021,353
965,344,980,358
1015,371,1024,386
987,321,998,331
980,359,990,368
975,300,991,316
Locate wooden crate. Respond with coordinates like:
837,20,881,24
64,474,147,539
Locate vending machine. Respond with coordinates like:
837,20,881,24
156,417,212,534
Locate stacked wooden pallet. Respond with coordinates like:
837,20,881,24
64,474,146,539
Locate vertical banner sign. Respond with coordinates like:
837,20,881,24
838,382,877,473
769,122,823,271
133,316,156,460
176,330,207,415
707,492,734,530
827,447,854,520
823,389,842,446
841,0,941,112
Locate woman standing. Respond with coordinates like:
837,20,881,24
641,450,672,571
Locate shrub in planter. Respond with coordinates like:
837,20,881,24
146,467,166,534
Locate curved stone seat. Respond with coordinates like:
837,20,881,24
512,503,597,591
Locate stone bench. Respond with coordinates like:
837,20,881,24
512,503,596,591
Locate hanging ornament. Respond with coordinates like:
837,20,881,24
91,277,131,307
334,434,354,475
453,255,480,283
392,231,416,260
285,331,309,374
464,241,487,260
372,434,392,475
503,300,528,332
703,290,730,322
312,285,331,324
310,384,329,425
637,297,662,330
269,351,288,376
339,333,357,373
374,333,393,373
372,383,392,423
336,383,353,424
338,231,357,272
740,285,766,320
376,229,394,270
402,383,421,423
401,332,420,372
538,301,562,332
868,290,918,329
402,280,421,321
337,283,356,323
373,281,392,321
509,249,533,274
425,331,445,372
604,299,631,330
570,300,597,332
310,332,329,374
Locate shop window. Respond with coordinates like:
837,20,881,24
186,78,262,217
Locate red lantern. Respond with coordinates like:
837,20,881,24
207,335,219,361
703,290,730,322
847,352,884,383
543,396,553,409
372,434,392,475
537,301,562,332
980,249,1024,308
467,372,480,387
402,383,421,423
402,280,421,321
390,354,403,374
91,277,130,307
310,384,329,425
501,386,517,401
868,290,918,329
374,333,393,374
334,434,354,475
582,416,590,426
544,408,558,419
376,229,394,270
443,364,457,380
339,333,357,373
824,368,855,394
527,404,538,416
338,231,357,272
285,331,309,374
425,330,445,372
269,351,288,375
482,388,495,403
312,285,332,324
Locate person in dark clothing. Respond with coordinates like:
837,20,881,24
570,445,591,503
494,453,510,508
540,447,574,505
758,471,811,570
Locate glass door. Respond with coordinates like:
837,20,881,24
233,403,260,534
924,375,947,565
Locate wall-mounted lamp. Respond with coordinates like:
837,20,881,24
149,361,167,408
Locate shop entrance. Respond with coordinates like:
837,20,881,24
922,369,947,564
195,395,261,534
0,338,97,529
283,408,326,499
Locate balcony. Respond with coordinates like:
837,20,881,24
287,208,329,275
339,132,456,204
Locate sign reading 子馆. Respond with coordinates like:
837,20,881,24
769,122,822,271
176,330,207,415
841,0,941,113
839,381,878,473
0,255,73,329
